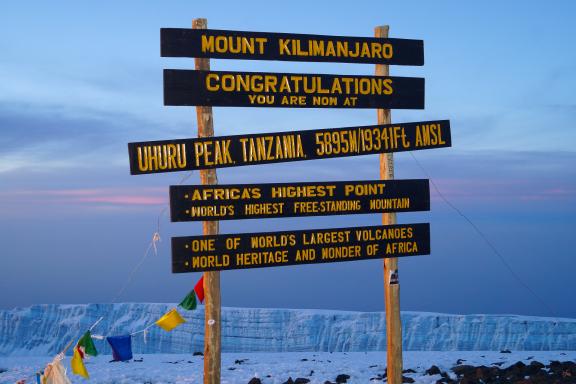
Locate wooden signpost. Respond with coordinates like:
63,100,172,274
172,223,430,273
164,69,424,109
128,19,450,384
169,180,430,221
127,120,451,175
161,28,423,65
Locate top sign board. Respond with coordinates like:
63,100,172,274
161,28,424,66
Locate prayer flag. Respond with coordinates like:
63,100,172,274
43,356,71,384
77,331,98,357
194,275,205,303
106,335,133,362
155,308,186,331
179,289,197,310
71,347,89,378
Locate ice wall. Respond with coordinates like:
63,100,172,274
0,304,574,356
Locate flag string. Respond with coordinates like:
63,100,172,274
23,171,203,382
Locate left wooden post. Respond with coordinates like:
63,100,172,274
192,17,221,384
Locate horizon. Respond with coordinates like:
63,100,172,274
1,0,575,319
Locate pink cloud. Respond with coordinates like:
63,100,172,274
75,195,165,205
0,187,167,208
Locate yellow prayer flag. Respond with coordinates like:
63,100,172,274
155,308,186,331
71,347,89,379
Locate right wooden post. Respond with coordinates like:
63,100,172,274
375,24,403,384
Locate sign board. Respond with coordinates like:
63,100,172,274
169,179,430,221
172,223,430,273
164,69,424,109
161,28,424,66
128,120,450,175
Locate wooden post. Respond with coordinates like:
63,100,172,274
375,25,403,384
193,18,221,384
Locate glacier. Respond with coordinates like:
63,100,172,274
0,304,574,356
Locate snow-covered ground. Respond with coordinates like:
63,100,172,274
1,351,575,384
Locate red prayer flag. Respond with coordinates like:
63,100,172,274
194,276,205,303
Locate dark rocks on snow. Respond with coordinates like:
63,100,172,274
402,376,415,383
425,365,441,375
403,368,416,373
247,378,262,384
193,351,203,356
335,373,351,383
500,349,512,353
282,378,309,384
448,359,576,384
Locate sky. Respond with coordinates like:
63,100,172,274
1,0,575,318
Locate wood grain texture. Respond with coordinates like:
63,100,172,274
193,18,221,384
376,24,403,384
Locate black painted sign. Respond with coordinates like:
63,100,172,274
164,70,424,109
172,223,430,273
161,28,424,66
170,179,430,222
128,120,450,175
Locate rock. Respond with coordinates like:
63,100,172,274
403,368,416,373
473,365,499,382
435,378,456,384
526,360,545,375
309,370,314,376
500,349,512,353
282,378,294,384
504,361,527,380
456,358,466,364
369,365,378,368
300,358,308,361
402,376,415,383
425,365,441,375
235,359,248,365
451,365,476,377
228,367,236,370
294,379,310,384
247,378,262,384
193,351,203,356
335,374,351,383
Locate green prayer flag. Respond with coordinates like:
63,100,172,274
179,290,197,310
78,330,98,357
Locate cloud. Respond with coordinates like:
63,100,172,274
0,187,167,212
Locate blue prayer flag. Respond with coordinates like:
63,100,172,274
106,335,133,361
